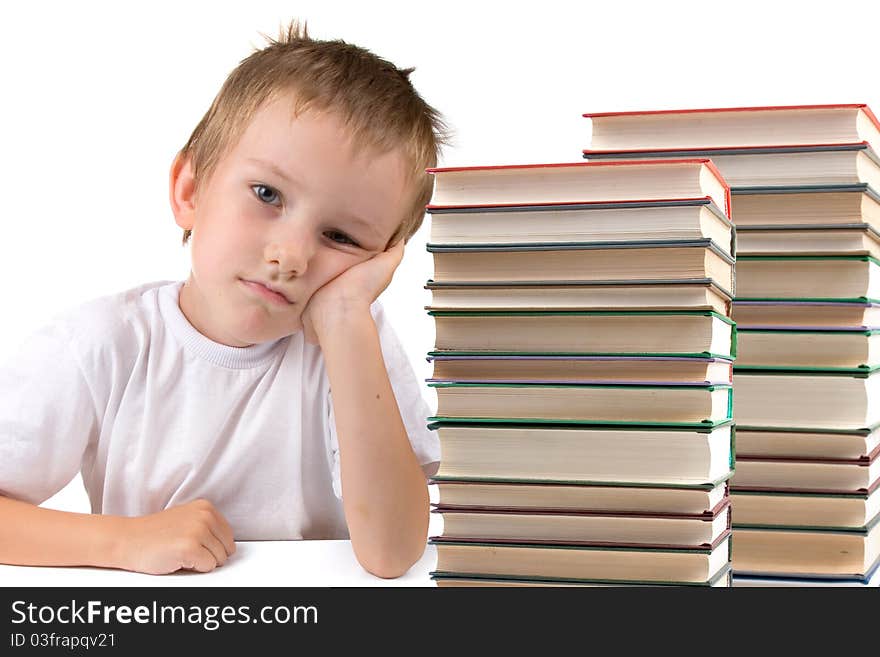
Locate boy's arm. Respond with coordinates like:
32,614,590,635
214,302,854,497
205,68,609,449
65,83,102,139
319,310,430,579
0,495,236,574
0,495,128,568
304,240,431,578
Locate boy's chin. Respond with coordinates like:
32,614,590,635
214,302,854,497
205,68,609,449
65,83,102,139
233,313,304,345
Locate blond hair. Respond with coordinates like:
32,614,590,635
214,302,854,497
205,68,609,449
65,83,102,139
178,19,450,246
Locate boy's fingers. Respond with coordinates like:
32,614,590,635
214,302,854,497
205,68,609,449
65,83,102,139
387,239,405,262
200,531,230,567
186,546,219,573
209,511,237,556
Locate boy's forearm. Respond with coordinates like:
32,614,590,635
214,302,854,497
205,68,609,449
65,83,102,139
0,495,127,568
318,309,430,579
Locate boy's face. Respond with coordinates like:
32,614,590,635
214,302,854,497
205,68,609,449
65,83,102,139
170,94,413,347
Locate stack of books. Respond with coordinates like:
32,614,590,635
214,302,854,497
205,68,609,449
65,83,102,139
582,104,880,586
424,159,736,586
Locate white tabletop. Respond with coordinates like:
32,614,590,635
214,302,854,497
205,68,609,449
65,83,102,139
0,541,438,587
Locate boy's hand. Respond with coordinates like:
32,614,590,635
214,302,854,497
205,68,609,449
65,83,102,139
117,499,236,575
301,239,405,344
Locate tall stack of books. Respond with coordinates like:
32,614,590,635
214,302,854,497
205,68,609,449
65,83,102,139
582,104,880,586
424,160,735,586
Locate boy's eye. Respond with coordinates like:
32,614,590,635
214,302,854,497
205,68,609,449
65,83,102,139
251,184,281,206
325,230,360,248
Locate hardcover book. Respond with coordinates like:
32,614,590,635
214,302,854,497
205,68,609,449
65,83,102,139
433,565,733,587
732,512,880,580
429,381,733,425
425,279,732,314
731,487,879,529
735,255,880,301
430,534,732,585
735,426,880,461
584,142,880,193
432,502,731,548
427,199,732,252
426,159,730,219
735,224,880,260
430,478,731,516
732,451,880,493
732,300,880,329
430,310,736,359
427,354,733,386
583,104,880,151
733,562,878,587
428,240,734,294
735,328,880,370
733,370,880,431
430,421,734,485
730,188,880,230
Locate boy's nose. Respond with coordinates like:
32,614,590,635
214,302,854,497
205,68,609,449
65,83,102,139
264,236,313,277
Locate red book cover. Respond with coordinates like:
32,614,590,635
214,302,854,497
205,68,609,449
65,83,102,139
582,104,880,133
426,159,731,219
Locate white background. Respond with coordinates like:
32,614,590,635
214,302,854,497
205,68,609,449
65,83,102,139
1,0,878,517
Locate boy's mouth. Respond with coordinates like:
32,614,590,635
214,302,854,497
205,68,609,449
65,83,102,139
240,279,294,305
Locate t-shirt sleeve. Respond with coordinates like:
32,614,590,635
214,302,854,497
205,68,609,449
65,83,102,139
0,321,98,505
327,300,440,500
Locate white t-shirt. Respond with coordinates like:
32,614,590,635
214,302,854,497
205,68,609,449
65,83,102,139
0,280,440,540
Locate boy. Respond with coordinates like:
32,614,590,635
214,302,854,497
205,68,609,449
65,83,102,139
0,21,448,579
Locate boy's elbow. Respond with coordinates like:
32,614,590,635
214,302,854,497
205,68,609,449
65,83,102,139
358,541,426,580
365,561,409,580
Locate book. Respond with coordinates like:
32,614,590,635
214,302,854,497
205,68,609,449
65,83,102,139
583,104,880,152
428,241,734,294
732,513,880,579
430,310,736,359
735,255,880,301
732,300,880,329
732,452,880,493
735,426,880,461
429,381,733,425
730,188,880,230
433,565,734,587
735,328,880,370
733,562,879,586
430,478,730,516
432,502,731,548
430,534,731,585
425,279,732,314
430,422,734,485
426,159,731,219
427,199,733,251
735,224,880,260
427,354,734,385
733,370,880,431
731,488,880,529
584,143,880,192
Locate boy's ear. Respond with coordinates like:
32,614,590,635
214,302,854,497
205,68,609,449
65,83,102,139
169,152,197,231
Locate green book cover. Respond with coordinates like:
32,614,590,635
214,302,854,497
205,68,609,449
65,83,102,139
734,511,880,535
733,366,879,377
737,254,880,265
732,489,871,501
428,350,737,359
424,277,735,302
426,238,734,264
428,309,735,323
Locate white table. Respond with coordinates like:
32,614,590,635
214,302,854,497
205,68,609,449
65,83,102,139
0,541,438,587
